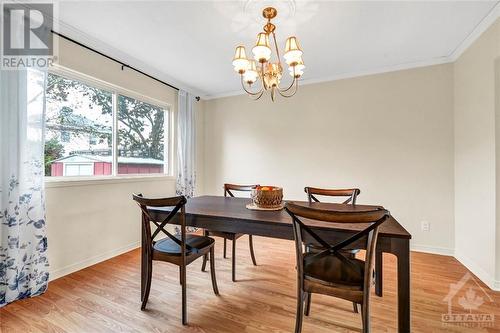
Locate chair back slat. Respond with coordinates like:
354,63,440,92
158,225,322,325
224,183,259,197
285,202,389,282
305,187,360,205
133,194,187,207
286,202,386,223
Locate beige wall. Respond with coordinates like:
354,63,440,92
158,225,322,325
203,64,455,253
46,179,176,279
46,35,184,280
55,37,177,104
454,19,500,288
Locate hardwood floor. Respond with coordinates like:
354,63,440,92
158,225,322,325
1,236,499,333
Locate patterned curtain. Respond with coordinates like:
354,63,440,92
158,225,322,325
176,90,196,198
0,68,50,307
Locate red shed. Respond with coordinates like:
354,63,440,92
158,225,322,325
50,155,164,176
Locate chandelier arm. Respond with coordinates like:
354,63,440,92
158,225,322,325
240,75,264,96
250,90,265,101
271,32,281,66
277,76,296,93
277,79,299,98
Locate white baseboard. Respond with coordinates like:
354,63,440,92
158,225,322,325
494,280,500,290
411,244,454,256
49,241,140,281
454,250,500,291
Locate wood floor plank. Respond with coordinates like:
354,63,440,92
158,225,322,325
1,236,499,332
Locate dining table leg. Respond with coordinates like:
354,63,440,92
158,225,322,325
393,238,411,333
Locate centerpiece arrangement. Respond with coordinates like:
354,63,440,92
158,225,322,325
246,185,284,210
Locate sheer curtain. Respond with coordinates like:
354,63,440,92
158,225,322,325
0,68,50,307
176,90,196,198
0,5,50,306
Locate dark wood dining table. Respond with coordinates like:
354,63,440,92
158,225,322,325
150,195,412,332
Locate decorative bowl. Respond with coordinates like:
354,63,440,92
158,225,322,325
251,186,283,209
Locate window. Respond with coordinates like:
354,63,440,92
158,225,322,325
44,72,170,178
117,95,166,175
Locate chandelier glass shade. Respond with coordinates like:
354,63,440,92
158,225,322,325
232,7,305,101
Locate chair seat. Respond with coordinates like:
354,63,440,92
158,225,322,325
153,234,214,256
303,252,365,288
207,230,244,240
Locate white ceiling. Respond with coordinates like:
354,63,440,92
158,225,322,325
56,0,499,98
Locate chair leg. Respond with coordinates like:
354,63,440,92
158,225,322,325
201,229,209,272
223,238,227,258
209,247,219,295
249,235,257,266
304,292,311,316
353,302,359,313
295,289,305,333
232,238,237,282
181,264,187,325
375,249,383,297
201,254,208,272
361,302,370,333
140,257,152,310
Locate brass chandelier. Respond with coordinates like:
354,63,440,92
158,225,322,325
232,7,305,101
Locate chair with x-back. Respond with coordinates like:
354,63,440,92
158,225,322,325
132,194,219,325
201,183,259,282
304,187,362,313
305,187,361,205
285,202,389,333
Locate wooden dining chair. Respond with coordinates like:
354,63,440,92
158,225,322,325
132,194,219,325
305,187,361,205
304,187,361,313
285,202,389,333
201,183,259,282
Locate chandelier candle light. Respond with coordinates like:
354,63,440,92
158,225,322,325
232,7,305,101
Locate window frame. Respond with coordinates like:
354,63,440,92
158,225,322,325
45,65,175,186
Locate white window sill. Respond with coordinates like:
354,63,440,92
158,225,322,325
45,174,176,188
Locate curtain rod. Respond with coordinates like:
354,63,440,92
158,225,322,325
51,30,201,101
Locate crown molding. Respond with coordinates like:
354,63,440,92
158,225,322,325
202,88,247,100
448,2,500,62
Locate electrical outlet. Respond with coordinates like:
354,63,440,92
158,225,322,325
421,221,430,232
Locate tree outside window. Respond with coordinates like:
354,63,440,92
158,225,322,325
44,72,168,177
